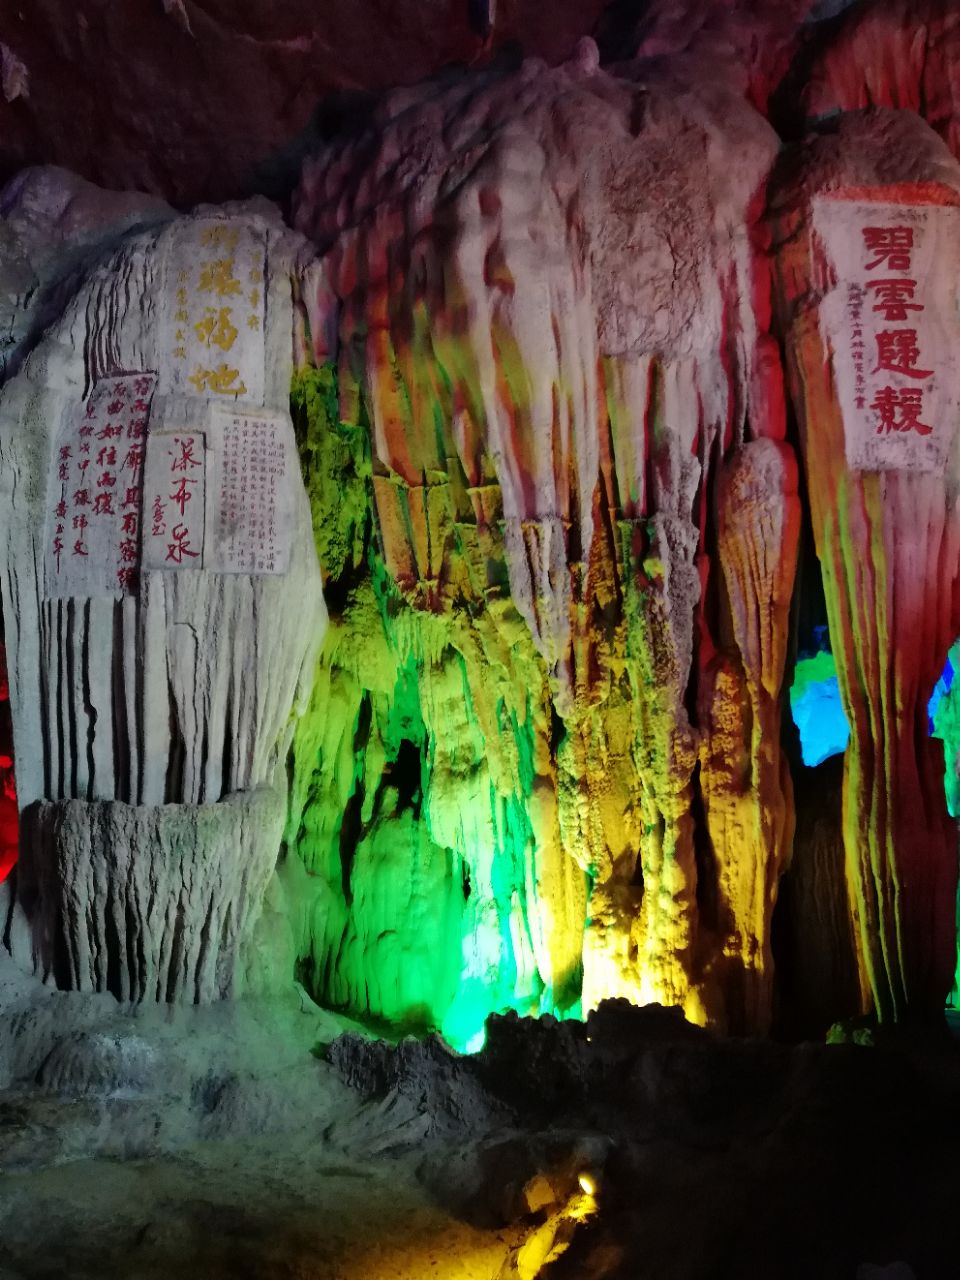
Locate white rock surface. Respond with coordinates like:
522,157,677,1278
0,165,173,381
0,190,327,1001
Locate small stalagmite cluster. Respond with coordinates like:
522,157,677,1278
1,3,960,1051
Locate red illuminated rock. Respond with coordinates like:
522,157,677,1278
0,0,610,207
771,108,960,1020
800,1,960,162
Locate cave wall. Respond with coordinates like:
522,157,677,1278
1,1,960,1039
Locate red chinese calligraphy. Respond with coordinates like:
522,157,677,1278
866,278,923,322
165,524,199,563
871,386,932,435
862,226,914,272
47,371,158,598
873,329,933,380
169,475,195,516
170,436,202,471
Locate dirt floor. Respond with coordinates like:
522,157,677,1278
2,950,959,1280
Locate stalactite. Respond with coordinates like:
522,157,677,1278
697,439,800,1031
290,41,801,1035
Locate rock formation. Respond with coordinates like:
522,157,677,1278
771,108,960,1020
287,39,800,1037
1,1,960,1051
0,195,325,1001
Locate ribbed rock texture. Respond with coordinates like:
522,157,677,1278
798,1,960,155
18,786,284,1002
770,109,960,1020
0,191,325,1000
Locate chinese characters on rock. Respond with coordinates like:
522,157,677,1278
165,220,266,406
815,199,960,474
45,373,157,598
143,432,207,571
142,410,293,577
46,382,294,590
212,409,290,576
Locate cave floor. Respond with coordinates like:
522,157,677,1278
3,951,960,1280
0,1138,522,1279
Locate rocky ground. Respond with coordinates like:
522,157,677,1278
1,949,958,1279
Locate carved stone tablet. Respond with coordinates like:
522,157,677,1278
143,431,207,571
814,198,960,474
163,217,266,406
44,372,156,598
208,406,294,576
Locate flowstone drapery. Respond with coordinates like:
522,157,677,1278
0,197,325,1001
286,42,801,1037
771,109,960,1021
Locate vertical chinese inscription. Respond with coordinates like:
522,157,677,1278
44,373,156,598
210,407,293,575
164,219,265,405
143,432,207,571
814,199,960,473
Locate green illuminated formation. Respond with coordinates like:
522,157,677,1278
931,640,960,820
930,640,960,1007
287,367,586,1049
285,57,801,1040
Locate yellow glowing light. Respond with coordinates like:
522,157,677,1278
577,1173,596,1197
